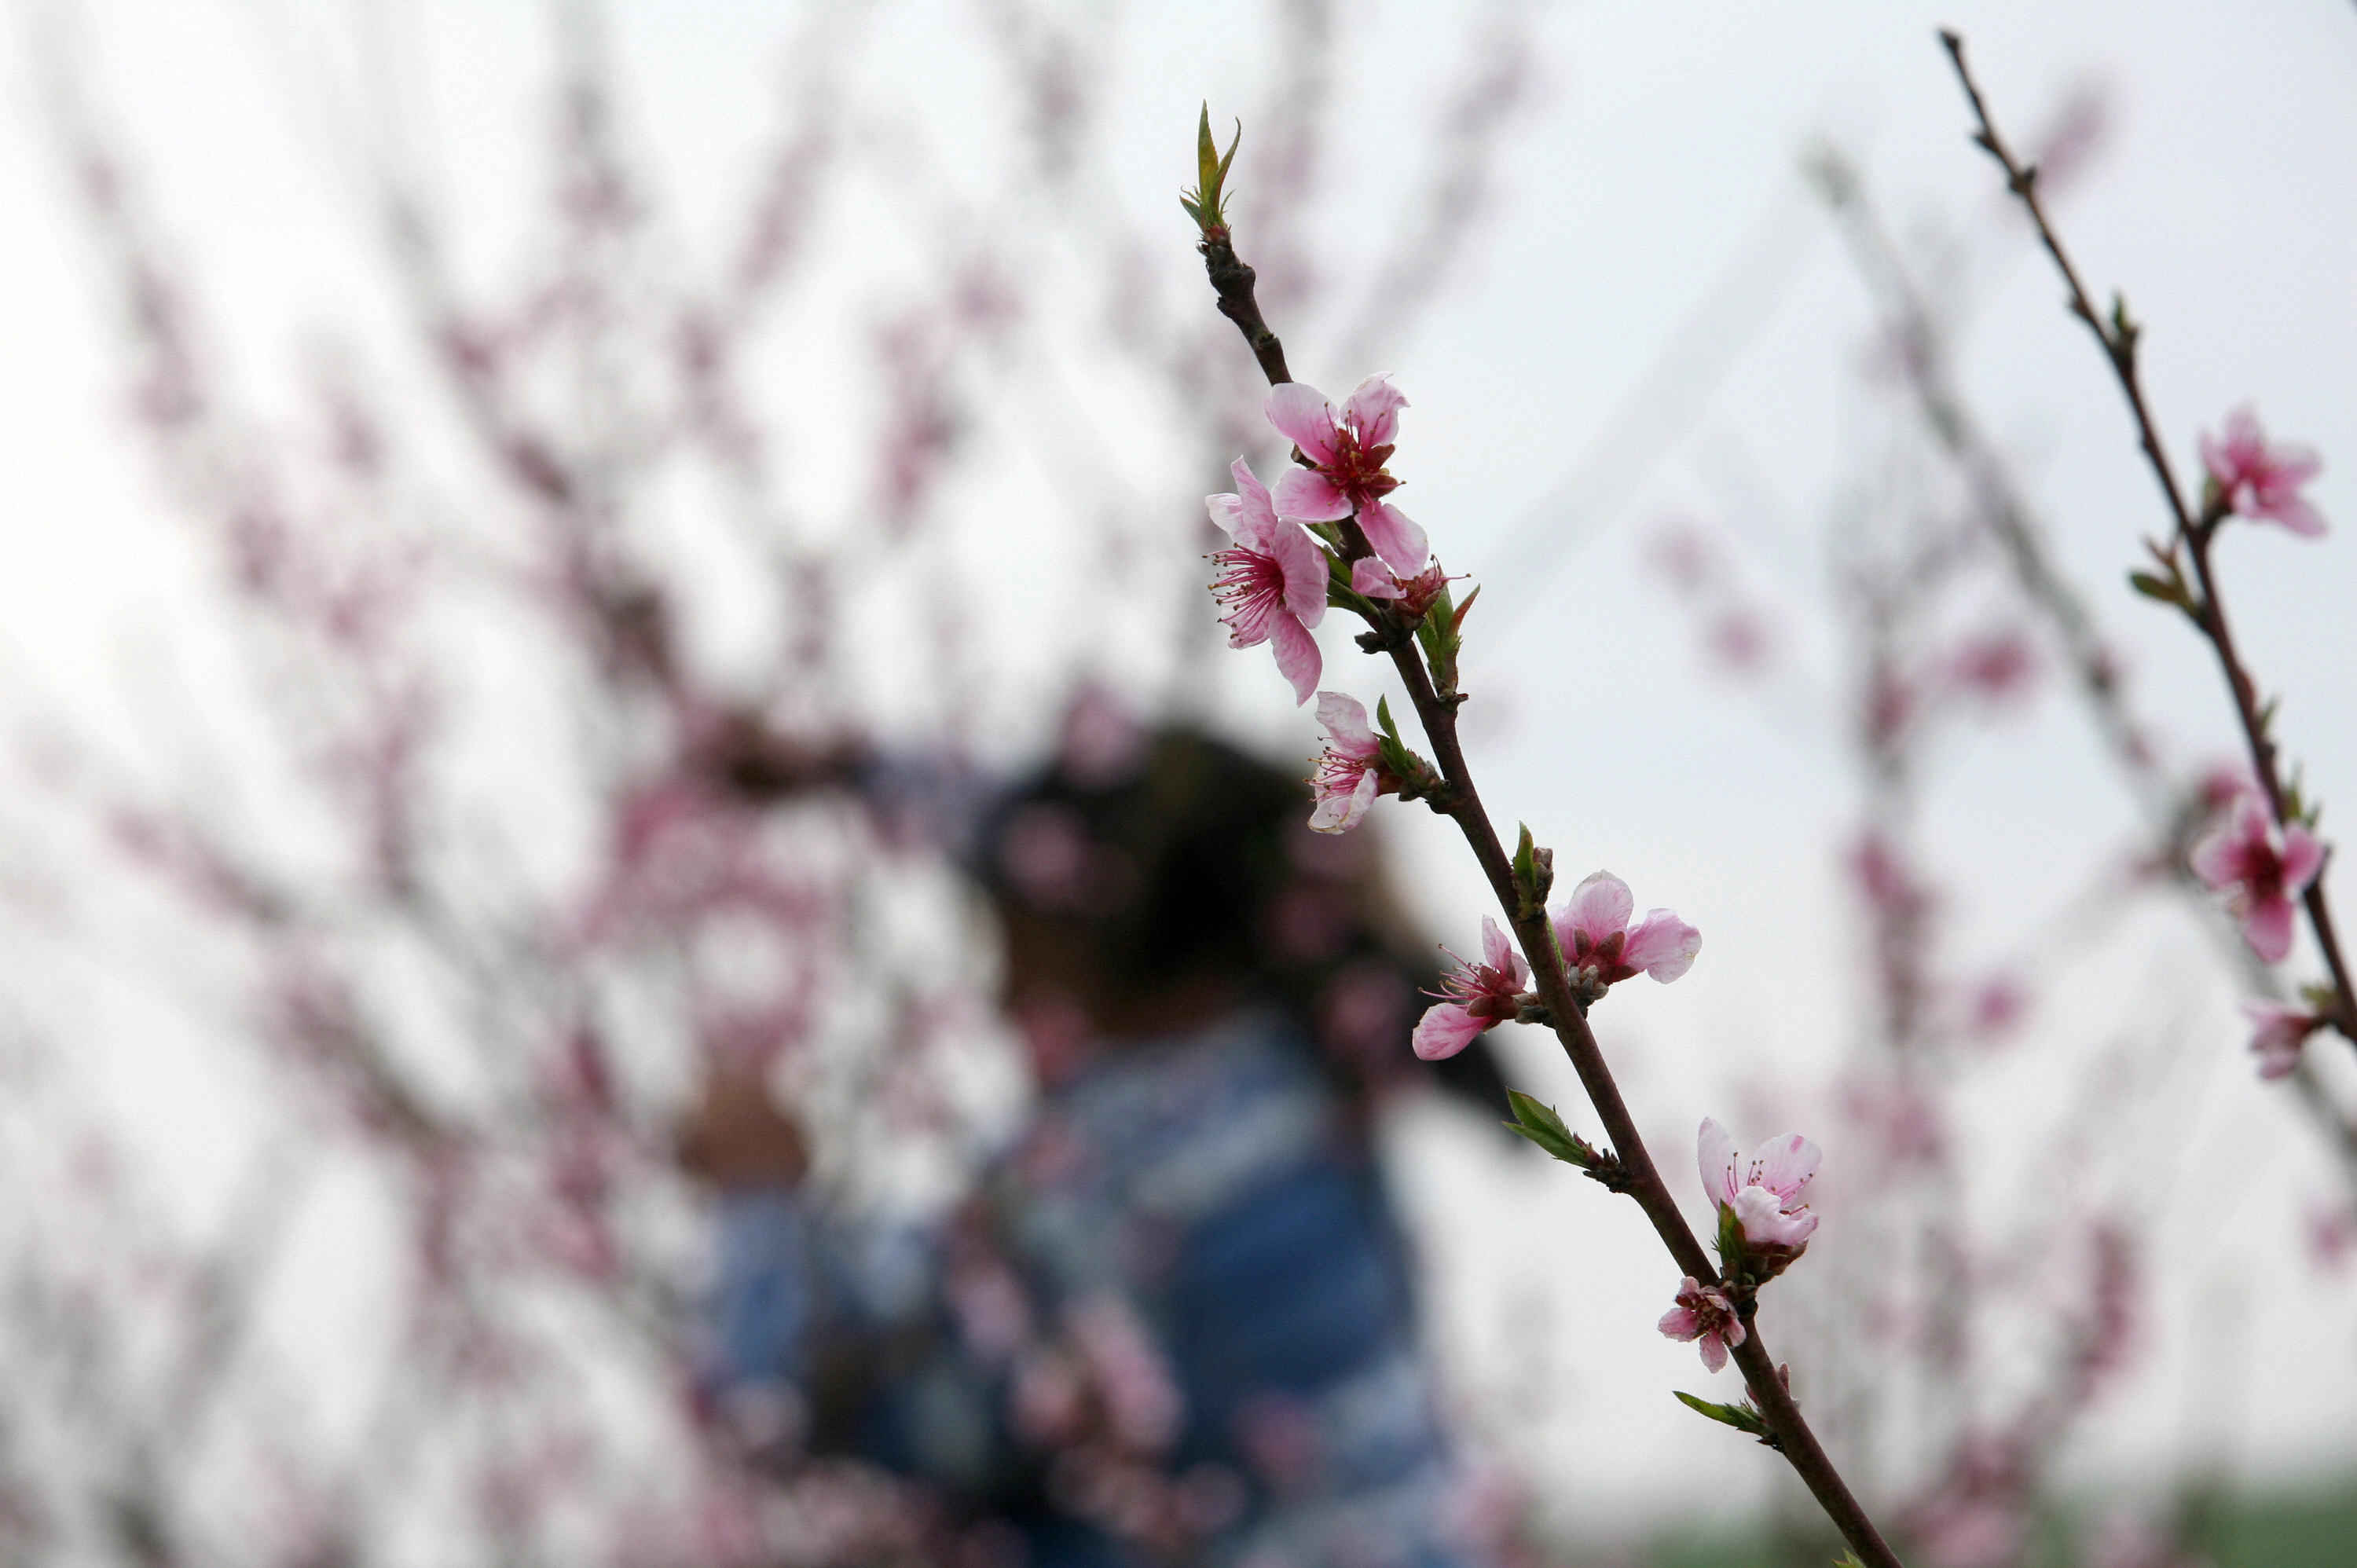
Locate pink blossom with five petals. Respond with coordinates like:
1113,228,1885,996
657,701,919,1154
1550,871,1701,991
1307,692,1386,834
1699,1117,1821,1252
1265,376,1430,573
1411,916,1529,1061
1207,458,1330,704
1657,1276,1746,1372
2201,405,2326,537
2189,793,2324,964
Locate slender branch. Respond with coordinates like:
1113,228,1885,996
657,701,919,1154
1816,145,2357,1187
1195,227,1292,387
1942,29,2357,1042
1197,229,1908,1568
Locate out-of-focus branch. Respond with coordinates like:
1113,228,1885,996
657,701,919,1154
1942,30,2357,1046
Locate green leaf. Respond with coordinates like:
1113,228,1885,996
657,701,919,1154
1832,1553,1868,1567
1715,1200,1747,1266
2128,570,2183,605
1673,1390,1771,1438
1504,1092,1593,1167
1375,695,1403,743
1449,582,1481,633
1181,104,1243,232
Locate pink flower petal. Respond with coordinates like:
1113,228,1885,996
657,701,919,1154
1229,457,1277,524
1747,1134,1821,1201
1269,612,1321,706
2190,797,2264,890
1355,499,1429,574
1342,374,1407,449
2267,496,2329,537
2282,824,2326,895
2269,445,2322,488
1307,767,1379,834
2243,895,2297,965
1266,383,1340,467
1269,516,1330,629
1697,1118,1739,1207
1350,557,1403,599
1272,467,1354,523
1733,1184,1816,1248
1561,871,1634,947
1699,1333,1728,1374
1622,910,1702,983
1314,690,1373,748
1411,1002,1484,1061
1479,915,1527,985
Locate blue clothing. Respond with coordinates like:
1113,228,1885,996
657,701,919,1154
708,1010,1467,1568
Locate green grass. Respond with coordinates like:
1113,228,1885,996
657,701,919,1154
1624,1478,2357,1568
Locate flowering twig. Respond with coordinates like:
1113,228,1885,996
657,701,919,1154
1190,130,1907,1568
1941,30,2357,1046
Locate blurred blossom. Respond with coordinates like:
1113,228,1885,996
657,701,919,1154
1705,606,1773,674
1947,628,2038,707
1643,518,1718,596
2243,999,2320,1081
2200,405,2325,537
2189,793,2322,963
1965,974,2029,1043
2305,1200,2357,1276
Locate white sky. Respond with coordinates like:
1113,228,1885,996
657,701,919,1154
2,0,2355,1549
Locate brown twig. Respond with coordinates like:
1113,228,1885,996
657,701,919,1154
1196,229,1908,1568
1941,29,2357,1043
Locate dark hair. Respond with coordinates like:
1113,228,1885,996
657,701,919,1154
978,724,1508,1126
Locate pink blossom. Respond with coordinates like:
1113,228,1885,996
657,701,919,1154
1699,1117,1821,1251
1966,975,2028,1042
2245,999,2321,1081
1265,376,1429,573
1348,555,1453,617
1307,692,1385,834
1706,607,1772,674
1549,871,1700,991
1411,917,1528,1061
2201,405,2325,537
1207,458,1329,705
2189,793,2323,963
1948,629,2037,705
1657,1276,1746,1372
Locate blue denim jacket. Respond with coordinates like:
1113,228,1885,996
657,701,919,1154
708,1009,1468,1568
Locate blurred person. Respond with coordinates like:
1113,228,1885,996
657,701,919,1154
680,708,1512,1568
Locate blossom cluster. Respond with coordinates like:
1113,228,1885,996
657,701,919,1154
1204,367,1827,1382
1206,374,1428,705
1409,872,1699,1061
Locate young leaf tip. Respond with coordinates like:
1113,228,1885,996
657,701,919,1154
1182,103,1242,232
